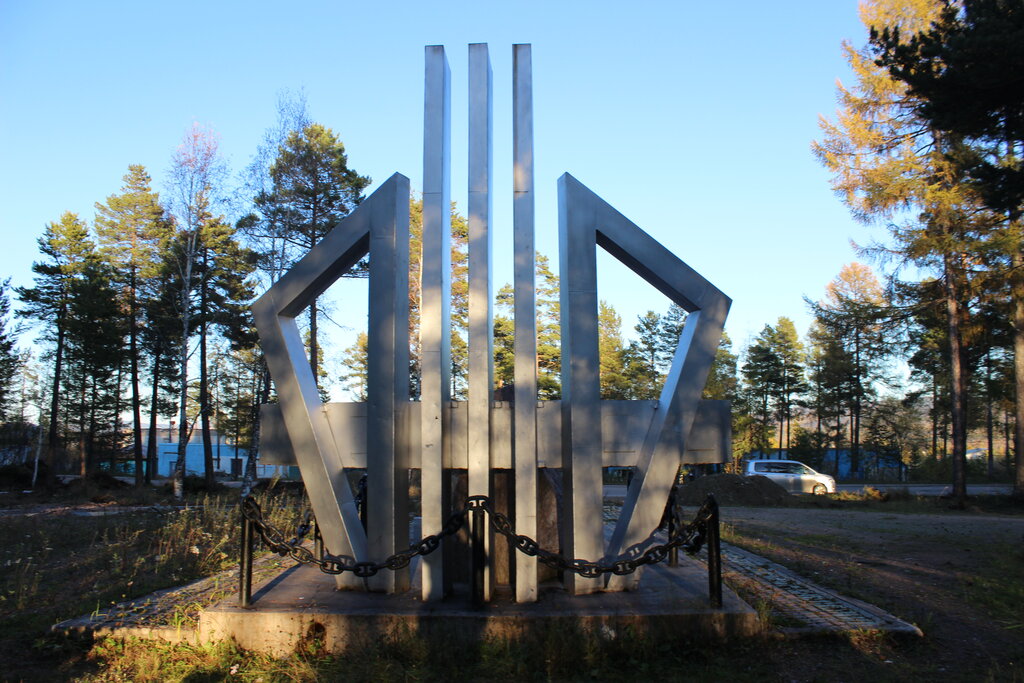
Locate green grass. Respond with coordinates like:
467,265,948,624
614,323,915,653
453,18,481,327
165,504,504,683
786,491,1024,516
957,544,1024,629
76,627,788,682
3,483,1023,681
0,485,307,680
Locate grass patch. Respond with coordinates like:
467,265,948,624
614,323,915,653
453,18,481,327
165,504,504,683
0,486,308,680
957,544,1024,628
77,627,787,682
1,485,1020,680
787,491,1024,516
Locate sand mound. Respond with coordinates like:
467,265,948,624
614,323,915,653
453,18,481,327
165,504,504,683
677,473,790,507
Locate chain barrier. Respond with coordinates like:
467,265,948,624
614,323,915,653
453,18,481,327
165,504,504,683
241,496,467,579
241,488,714,581
464,493,714,579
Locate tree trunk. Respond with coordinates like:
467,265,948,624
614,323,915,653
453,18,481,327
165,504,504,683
986,347,994,479
199,250,214,489
111,360,123,473
200,320,214,488
241,363,269,498
174,250,193,500
1005,407,1012,472
146,339,162,484
88,377,99,475
309,297,319,387
78,377,87,477
945,254,968,507
851,334,862,477
129,270,144,487
46,306,66,482
1013,248,1024,495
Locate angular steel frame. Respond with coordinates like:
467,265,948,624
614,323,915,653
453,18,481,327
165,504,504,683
252,44,731,602
557,173,731,594
252,173,411,591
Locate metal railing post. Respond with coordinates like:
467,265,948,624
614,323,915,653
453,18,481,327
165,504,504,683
314,519,323,561
706,494,722,608
668,485,679,567
471,506,486,607
240,501,254,608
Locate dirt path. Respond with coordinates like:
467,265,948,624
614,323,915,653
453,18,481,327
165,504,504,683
720,505,1024,681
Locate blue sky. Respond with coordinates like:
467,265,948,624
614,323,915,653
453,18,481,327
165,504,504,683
0,0,880,380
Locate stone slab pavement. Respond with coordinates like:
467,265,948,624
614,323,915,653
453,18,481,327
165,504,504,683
696,541,923,636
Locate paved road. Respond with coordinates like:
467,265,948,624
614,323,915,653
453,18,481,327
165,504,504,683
835,483,1013,496
603,483,1014,498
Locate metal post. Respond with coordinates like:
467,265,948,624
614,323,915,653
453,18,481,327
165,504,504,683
357,474,368,532
512,42,539,603
468,42,493,602
239,505,254,608
557,174,604,596
471,506,486,608
706,494,722,608
314,519,323,561
667,486,679,568
421,44,452,602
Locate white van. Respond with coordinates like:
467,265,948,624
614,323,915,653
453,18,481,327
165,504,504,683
744,460,835,495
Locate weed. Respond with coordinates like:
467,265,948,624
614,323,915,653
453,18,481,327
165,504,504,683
957,544,1024,625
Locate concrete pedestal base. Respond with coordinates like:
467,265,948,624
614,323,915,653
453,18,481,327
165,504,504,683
199,555,759,656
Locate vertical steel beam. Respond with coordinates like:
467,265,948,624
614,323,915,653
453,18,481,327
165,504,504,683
421,44,451,601
366,177,411,593
557,179,604,596
468,43,493,601
512,44,539,602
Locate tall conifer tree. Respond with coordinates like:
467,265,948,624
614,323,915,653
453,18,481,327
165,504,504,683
814,0,983,503
95,164,168,485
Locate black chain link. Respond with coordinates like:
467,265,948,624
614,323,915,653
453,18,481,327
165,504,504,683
241,496,470,577
241,489,715,580
465,493,715,579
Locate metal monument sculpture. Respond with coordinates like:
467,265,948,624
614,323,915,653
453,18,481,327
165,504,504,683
252,44,731,602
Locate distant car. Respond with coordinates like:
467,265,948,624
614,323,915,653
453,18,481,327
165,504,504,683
744,459,835,495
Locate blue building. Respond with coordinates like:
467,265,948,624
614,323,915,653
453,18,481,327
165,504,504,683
138,425,294,479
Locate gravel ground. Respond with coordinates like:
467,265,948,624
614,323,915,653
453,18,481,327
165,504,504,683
719,504,1024,680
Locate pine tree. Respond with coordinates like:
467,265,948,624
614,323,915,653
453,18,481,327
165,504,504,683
17,213,97,478
339,332,369,400
658,303,687,371
741,325,784,453
194,218,257,487
810,264,890,475
703,331,738,401
94,164,169,485
872,0,1024,493
769,317,807,451
337,199,469,401
492,253,562,399
813,0,984,503
62,256,124,474
0,279,19,420
806,321,856,468
535,255,561,399
141,267,183,482
254,123,370,385
598,300,630,399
